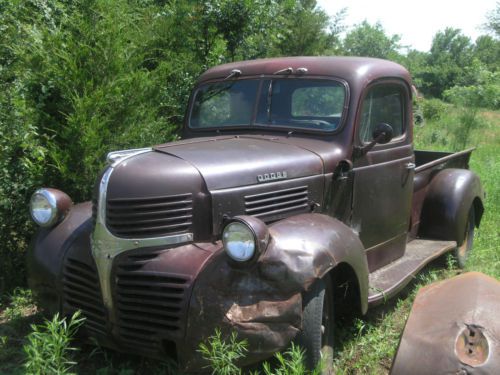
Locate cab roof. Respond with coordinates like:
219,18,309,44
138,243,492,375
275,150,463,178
197,56,412,87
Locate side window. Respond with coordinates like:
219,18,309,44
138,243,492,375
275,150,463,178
359,84,405,143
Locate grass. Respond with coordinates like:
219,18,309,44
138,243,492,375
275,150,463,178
0,103,498,374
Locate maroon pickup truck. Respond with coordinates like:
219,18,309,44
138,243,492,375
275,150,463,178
28,57,485,372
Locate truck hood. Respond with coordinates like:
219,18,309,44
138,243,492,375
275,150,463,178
153,136,324,190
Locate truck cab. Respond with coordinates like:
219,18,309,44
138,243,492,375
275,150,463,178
28,57,484,372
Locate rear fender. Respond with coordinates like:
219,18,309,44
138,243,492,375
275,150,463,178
419,169,484,245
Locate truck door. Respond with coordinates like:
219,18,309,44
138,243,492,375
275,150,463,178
351,81,414,272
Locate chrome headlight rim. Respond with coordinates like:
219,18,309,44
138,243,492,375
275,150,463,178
30,188,72,228
222,216,270,264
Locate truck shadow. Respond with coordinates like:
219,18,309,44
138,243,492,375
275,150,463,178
332,252,462,372
0,307,42,374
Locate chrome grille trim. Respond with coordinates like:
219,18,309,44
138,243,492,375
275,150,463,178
90,148,193,311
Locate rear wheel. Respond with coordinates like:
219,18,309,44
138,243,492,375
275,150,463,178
454,207,475,268
297,275,334,374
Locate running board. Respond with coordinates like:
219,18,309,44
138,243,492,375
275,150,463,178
368,239,456,306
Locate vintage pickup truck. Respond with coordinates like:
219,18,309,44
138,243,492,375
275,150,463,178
28,57,485,372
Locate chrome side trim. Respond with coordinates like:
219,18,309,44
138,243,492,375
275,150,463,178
91,148,193,311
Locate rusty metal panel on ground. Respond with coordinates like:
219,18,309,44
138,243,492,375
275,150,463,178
391,272,500,375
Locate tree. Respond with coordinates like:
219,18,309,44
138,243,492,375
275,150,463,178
474,35,500,72
418,28,473,97
343,21,401,60
400,49,428,88
485,1,500,37
275,0,344,56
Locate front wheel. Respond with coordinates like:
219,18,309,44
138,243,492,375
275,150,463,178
296,275,334,373
454,207,475,268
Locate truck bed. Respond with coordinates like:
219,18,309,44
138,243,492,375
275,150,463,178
414,148,474,173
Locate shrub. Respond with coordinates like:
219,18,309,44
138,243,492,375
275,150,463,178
444,70,500,110
420,98,447,121
0,0,199,289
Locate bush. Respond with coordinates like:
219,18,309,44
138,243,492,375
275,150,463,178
444,69,500,110
420,98,447,121
0,0,199,288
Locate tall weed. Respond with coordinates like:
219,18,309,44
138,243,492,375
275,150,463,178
23,311,85,375
199,329,248,375
199,330,324,375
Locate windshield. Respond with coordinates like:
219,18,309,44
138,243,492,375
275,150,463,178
189,78,346,132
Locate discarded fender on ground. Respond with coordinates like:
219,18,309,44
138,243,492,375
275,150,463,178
391,272,500,375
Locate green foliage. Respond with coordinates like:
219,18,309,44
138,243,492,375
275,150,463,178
199,329,248,375
444,66,500,110
474,35,500,72
3,288,34,323
276,0,345,56
23,311,85,375
200,330,324,375
343,21,402,60
0,0,197,288
420,98,448,121
417,28,473,98
485,2,500,37
261,343,324,375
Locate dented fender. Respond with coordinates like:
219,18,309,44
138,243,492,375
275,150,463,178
264,213,369,312
182,213,368,370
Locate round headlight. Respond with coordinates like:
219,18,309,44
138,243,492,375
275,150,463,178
30,189,72,227
223,222,256,262
222,216,270,263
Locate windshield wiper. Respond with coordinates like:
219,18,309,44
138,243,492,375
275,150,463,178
199,69,242,104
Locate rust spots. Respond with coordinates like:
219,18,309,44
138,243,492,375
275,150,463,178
455,324,489,367
391,272,500,375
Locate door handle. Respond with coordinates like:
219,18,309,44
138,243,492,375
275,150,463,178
405,162,416,170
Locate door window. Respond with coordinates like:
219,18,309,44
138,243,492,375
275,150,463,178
359,84,405,143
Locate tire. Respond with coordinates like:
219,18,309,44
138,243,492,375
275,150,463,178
296,275,334,374
454,207,475,268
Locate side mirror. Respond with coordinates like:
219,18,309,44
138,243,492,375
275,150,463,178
372,123,394,144
355,123,395,158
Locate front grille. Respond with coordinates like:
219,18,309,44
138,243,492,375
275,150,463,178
106,193,193,238
114,250,191,349
62,257,106,335
245,186,309,218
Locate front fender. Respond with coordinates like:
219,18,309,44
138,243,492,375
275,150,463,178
419,169,485,244
183,213,368,370
27,202,92,313
263,213,369,313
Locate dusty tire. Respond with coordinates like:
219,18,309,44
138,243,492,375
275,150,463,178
454,207,475,268
297,276,334,373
